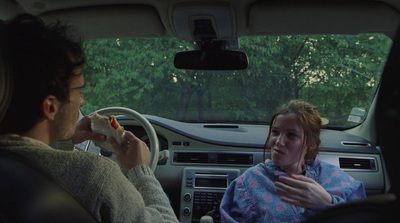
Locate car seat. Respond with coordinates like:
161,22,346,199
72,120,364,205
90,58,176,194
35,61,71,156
0,20,98,223
0,20,11,122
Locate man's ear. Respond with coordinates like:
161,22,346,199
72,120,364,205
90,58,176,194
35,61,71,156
41,95,59,121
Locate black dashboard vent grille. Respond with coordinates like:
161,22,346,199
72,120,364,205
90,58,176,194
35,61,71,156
217,153,253,165
339,157,376,170
174,152,209,163
341,141,371,147
173,152,254,166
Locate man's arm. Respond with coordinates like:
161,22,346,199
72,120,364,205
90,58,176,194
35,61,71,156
100,131,179,222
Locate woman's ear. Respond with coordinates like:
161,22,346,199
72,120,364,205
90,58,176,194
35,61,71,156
308,142,317,152
41,95,59,121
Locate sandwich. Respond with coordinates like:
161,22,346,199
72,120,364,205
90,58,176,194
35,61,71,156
91,112,125,153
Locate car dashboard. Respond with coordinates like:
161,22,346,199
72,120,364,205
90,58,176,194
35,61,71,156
76,115,387,223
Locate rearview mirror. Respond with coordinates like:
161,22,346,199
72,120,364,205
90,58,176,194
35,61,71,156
174,50,248,70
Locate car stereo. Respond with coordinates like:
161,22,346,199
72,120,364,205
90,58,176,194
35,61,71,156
180,167,240,223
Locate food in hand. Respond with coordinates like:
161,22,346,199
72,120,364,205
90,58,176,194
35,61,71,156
91,113,125,153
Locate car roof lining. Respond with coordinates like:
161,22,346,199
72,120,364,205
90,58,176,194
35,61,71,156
248,1,400,37
1,0,400,39
40,5,166,39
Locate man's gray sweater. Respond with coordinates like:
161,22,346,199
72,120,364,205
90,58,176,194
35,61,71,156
0,134,179,222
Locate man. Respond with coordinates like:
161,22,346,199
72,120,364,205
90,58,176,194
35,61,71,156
0,14,179,222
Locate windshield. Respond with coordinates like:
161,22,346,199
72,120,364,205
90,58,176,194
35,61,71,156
81,34,392,128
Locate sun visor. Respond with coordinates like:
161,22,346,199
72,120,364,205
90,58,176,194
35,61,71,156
40,5,166,39
248,1,400,36
170,2,235,41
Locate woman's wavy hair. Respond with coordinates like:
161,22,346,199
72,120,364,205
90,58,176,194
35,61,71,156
263,100,322,165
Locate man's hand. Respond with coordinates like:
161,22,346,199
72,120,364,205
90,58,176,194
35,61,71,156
110,131,150,171
72,115,106,144
274,174,332,209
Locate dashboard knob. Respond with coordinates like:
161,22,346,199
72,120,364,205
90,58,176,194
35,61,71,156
184,193,192,202
183,207,191,216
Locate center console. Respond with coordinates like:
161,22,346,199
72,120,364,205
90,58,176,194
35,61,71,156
179,167,240,223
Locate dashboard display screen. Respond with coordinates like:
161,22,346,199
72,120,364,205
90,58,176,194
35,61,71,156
195,178,227,188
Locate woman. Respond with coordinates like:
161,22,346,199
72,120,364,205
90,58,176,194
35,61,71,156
220,100,366,223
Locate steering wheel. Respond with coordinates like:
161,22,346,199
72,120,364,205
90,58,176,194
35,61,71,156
94,107,159,171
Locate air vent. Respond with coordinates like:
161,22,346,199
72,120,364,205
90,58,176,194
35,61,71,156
203,125,239,128
174,152,208,163
217,153,253,165
341,141,371,147
339,157,376,170
173,152,254,166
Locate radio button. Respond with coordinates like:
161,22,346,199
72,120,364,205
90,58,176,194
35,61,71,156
184,193,192,202
183,207,191,216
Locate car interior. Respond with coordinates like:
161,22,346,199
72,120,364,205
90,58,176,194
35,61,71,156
0,0,400,222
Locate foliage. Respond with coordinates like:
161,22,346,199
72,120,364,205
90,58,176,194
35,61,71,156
81,34,392,127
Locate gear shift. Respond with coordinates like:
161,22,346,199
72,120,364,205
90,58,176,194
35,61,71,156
200,215,213,223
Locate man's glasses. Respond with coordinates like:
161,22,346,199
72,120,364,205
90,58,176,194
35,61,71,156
66,82,96,100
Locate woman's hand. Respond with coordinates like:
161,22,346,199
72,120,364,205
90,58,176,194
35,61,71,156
72,115,106,144
274,174,333,208
110,131,150,171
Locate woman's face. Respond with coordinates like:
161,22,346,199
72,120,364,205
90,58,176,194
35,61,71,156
270,113,308,175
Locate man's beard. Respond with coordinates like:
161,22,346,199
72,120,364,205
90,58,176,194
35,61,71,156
50,104,76,142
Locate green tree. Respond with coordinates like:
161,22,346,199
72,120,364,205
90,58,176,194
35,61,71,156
81,33,391,127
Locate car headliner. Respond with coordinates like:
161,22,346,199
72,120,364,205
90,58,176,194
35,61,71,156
0,0,399,40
